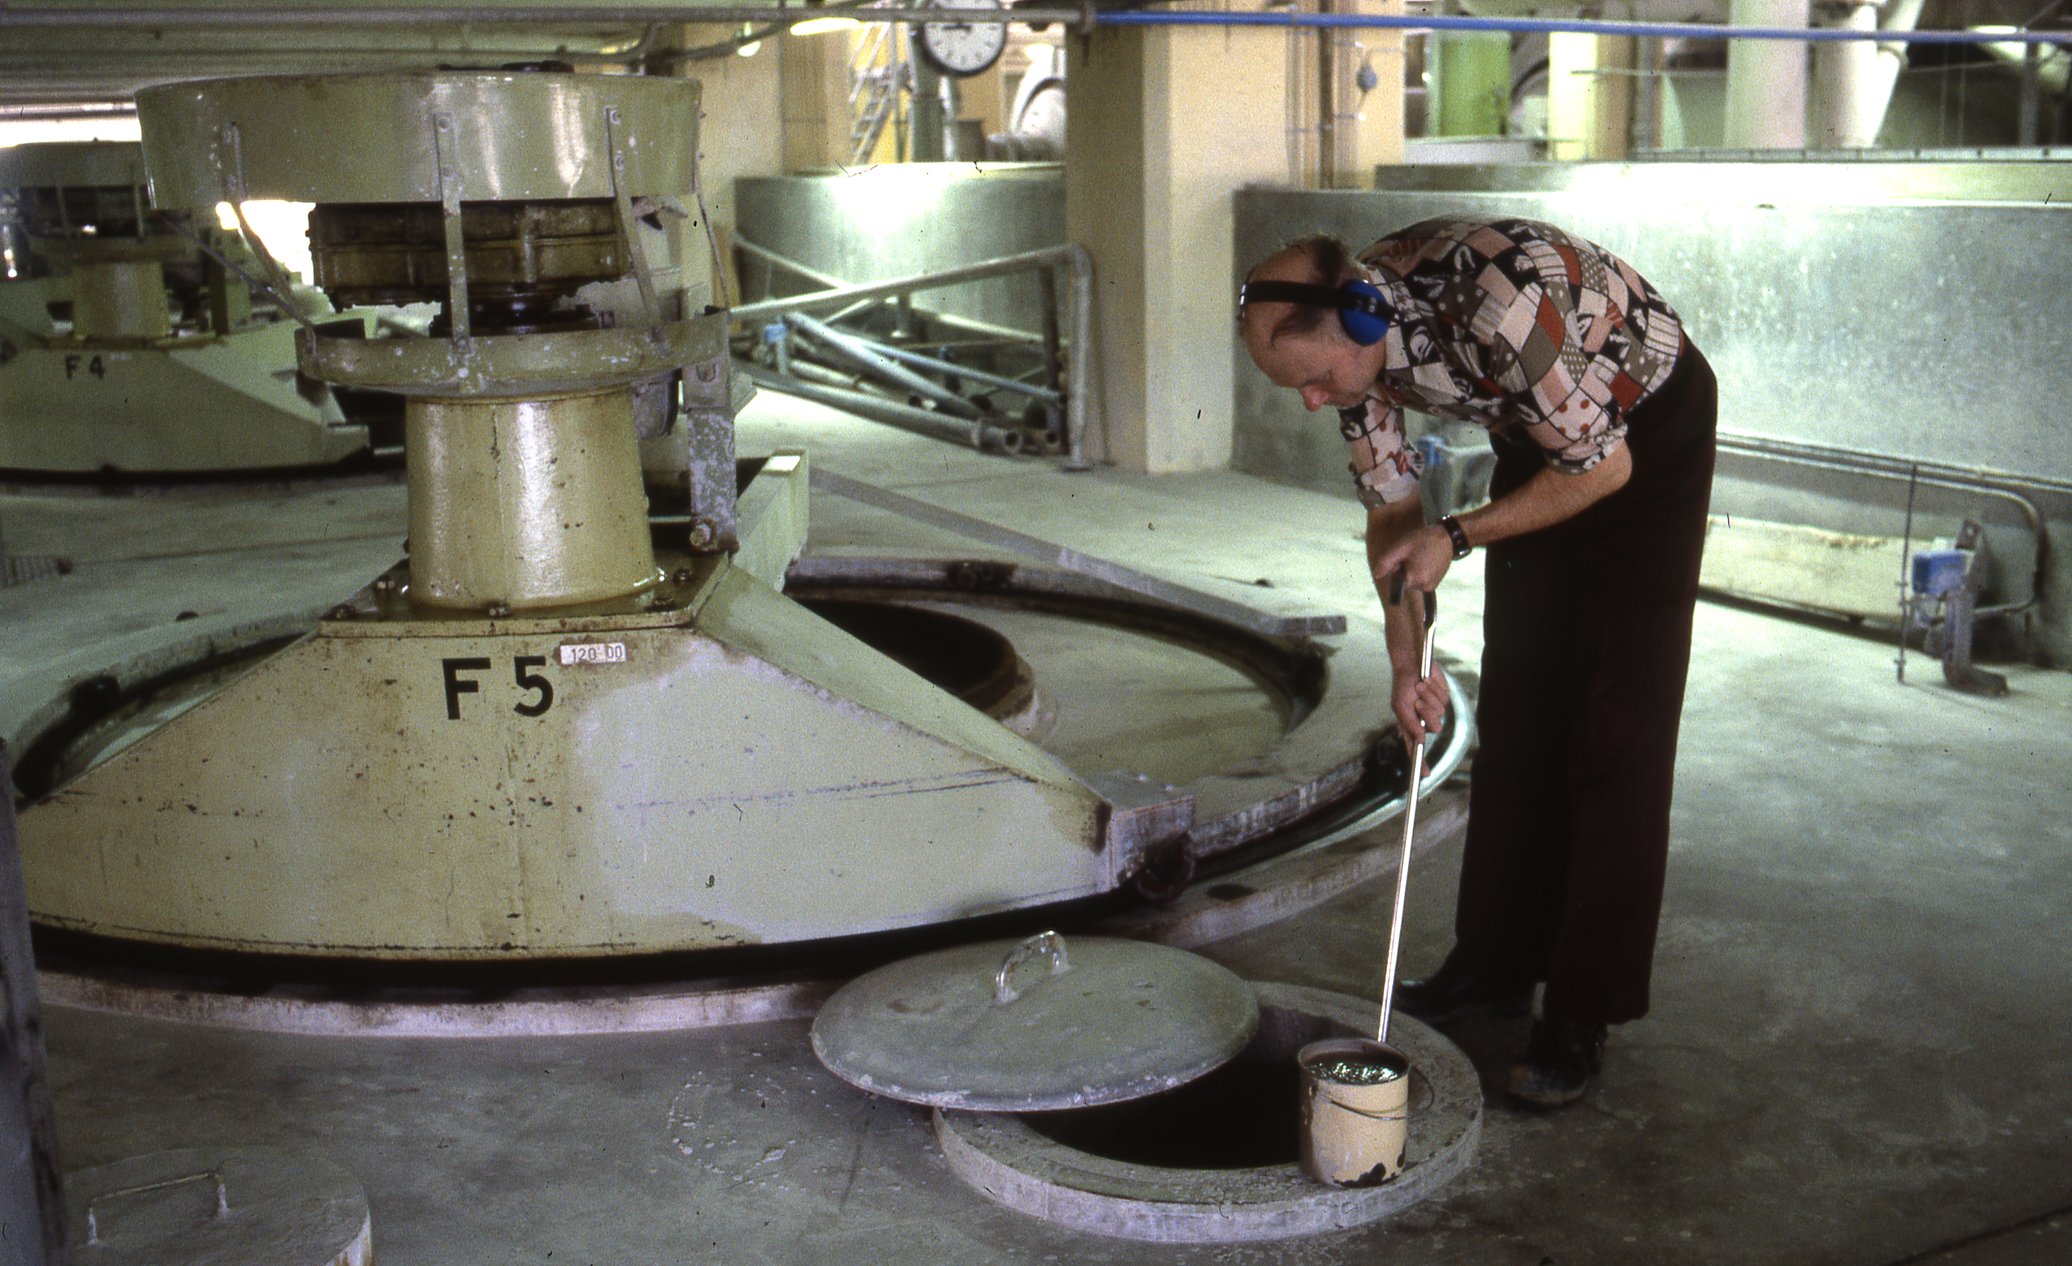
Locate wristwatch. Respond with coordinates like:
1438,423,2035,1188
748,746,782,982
1438,514,1472,560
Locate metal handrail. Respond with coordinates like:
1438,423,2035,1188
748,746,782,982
1716,429,2048,619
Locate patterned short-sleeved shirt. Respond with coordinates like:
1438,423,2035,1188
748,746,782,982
1337,217,1685,508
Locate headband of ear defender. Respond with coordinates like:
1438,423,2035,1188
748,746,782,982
1238,278,1393,346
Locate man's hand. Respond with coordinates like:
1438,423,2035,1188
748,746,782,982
1366,502,1449,757
1392,663,1448,756
1370,523,1454,597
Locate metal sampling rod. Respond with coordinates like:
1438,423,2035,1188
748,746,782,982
1377,580,1437,1045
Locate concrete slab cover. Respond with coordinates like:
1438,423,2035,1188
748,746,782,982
812,933,1261,1111
932,981,1481,1243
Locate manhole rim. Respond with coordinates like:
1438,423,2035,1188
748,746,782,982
931,980,1483,1243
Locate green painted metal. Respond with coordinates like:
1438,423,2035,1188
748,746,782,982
18,559,1119,959
0,278,65,337
137,71,699,208
1430,32,1513,138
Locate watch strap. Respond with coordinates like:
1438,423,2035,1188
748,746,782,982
1438,514,1472,559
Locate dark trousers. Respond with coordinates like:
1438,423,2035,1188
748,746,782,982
1453,343,1718,1025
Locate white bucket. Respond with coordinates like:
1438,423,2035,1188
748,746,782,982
1296,1038,1411,1188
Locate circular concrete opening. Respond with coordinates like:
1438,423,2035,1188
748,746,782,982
797,598,1039,729
932,981,1481,1243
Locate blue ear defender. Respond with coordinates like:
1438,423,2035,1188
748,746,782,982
1236,278,1393,346
1337,279,1391,346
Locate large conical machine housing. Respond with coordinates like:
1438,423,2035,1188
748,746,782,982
17,71,1175,960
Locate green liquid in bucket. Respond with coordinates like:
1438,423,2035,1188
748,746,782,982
1306,1057,1405,1086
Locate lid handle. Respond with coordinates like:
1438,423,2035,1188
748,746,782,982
994,931,1071,1005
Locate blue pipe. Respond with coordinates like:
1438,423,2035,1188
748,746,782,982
1096,10,2072,48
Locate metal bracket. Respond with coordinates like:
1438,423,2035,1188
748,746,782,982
683,405,739,556
604,105,662,332
690,133,732,310
430,110,471,343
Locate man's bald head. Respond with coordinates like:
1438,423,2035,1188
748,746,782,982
1240,234,1356,344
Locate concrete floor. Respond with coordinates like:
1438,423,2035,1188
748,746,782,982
5,395,2070,1264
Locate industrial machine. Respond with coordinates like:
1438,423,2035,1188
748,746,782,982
0,140,375,475
9,70,1242,963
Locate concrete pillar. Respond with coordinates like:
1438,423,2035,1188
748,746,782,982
781,25,855,172
1548,32,1636,160
1724,0,1809,148
1065,11,1288,473
959,57,1011,140
676,27,786,308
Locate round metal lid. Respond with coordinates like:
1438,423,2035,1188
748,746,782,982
811,932,1260,1112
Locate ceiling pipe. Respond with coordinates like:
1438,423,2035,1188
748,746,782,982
0,5,1048,29
1092,10,2071,47
1,6,2069,49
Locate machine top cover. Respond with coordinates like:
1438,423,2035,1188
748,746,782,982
136,70,699,209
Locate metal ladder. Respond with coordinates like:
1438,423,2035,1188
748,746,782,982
848,17,902,164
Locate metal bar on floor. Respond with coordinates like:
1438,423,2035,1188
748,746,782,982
739,363,1024,454
810,469,1347,640
782,312,986,421
851,339,1063,407
731,242,1098,471
733,237,1057,375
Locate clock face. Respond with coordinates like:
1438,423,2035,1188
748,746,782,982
917,0,1008,78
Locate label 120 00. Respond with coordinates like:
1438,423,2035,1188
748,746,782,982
559,642,629,666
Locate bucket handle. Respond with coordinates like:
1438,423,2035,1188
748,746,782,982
994,930,1070,1005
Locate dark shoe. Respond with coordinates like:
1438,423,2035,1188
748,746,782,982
1507,1019,1607,1109
1395,962,1533,1026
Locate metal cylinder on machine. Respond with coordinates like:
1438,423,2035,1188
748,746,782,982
68,259,174,340
406,389,659,610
